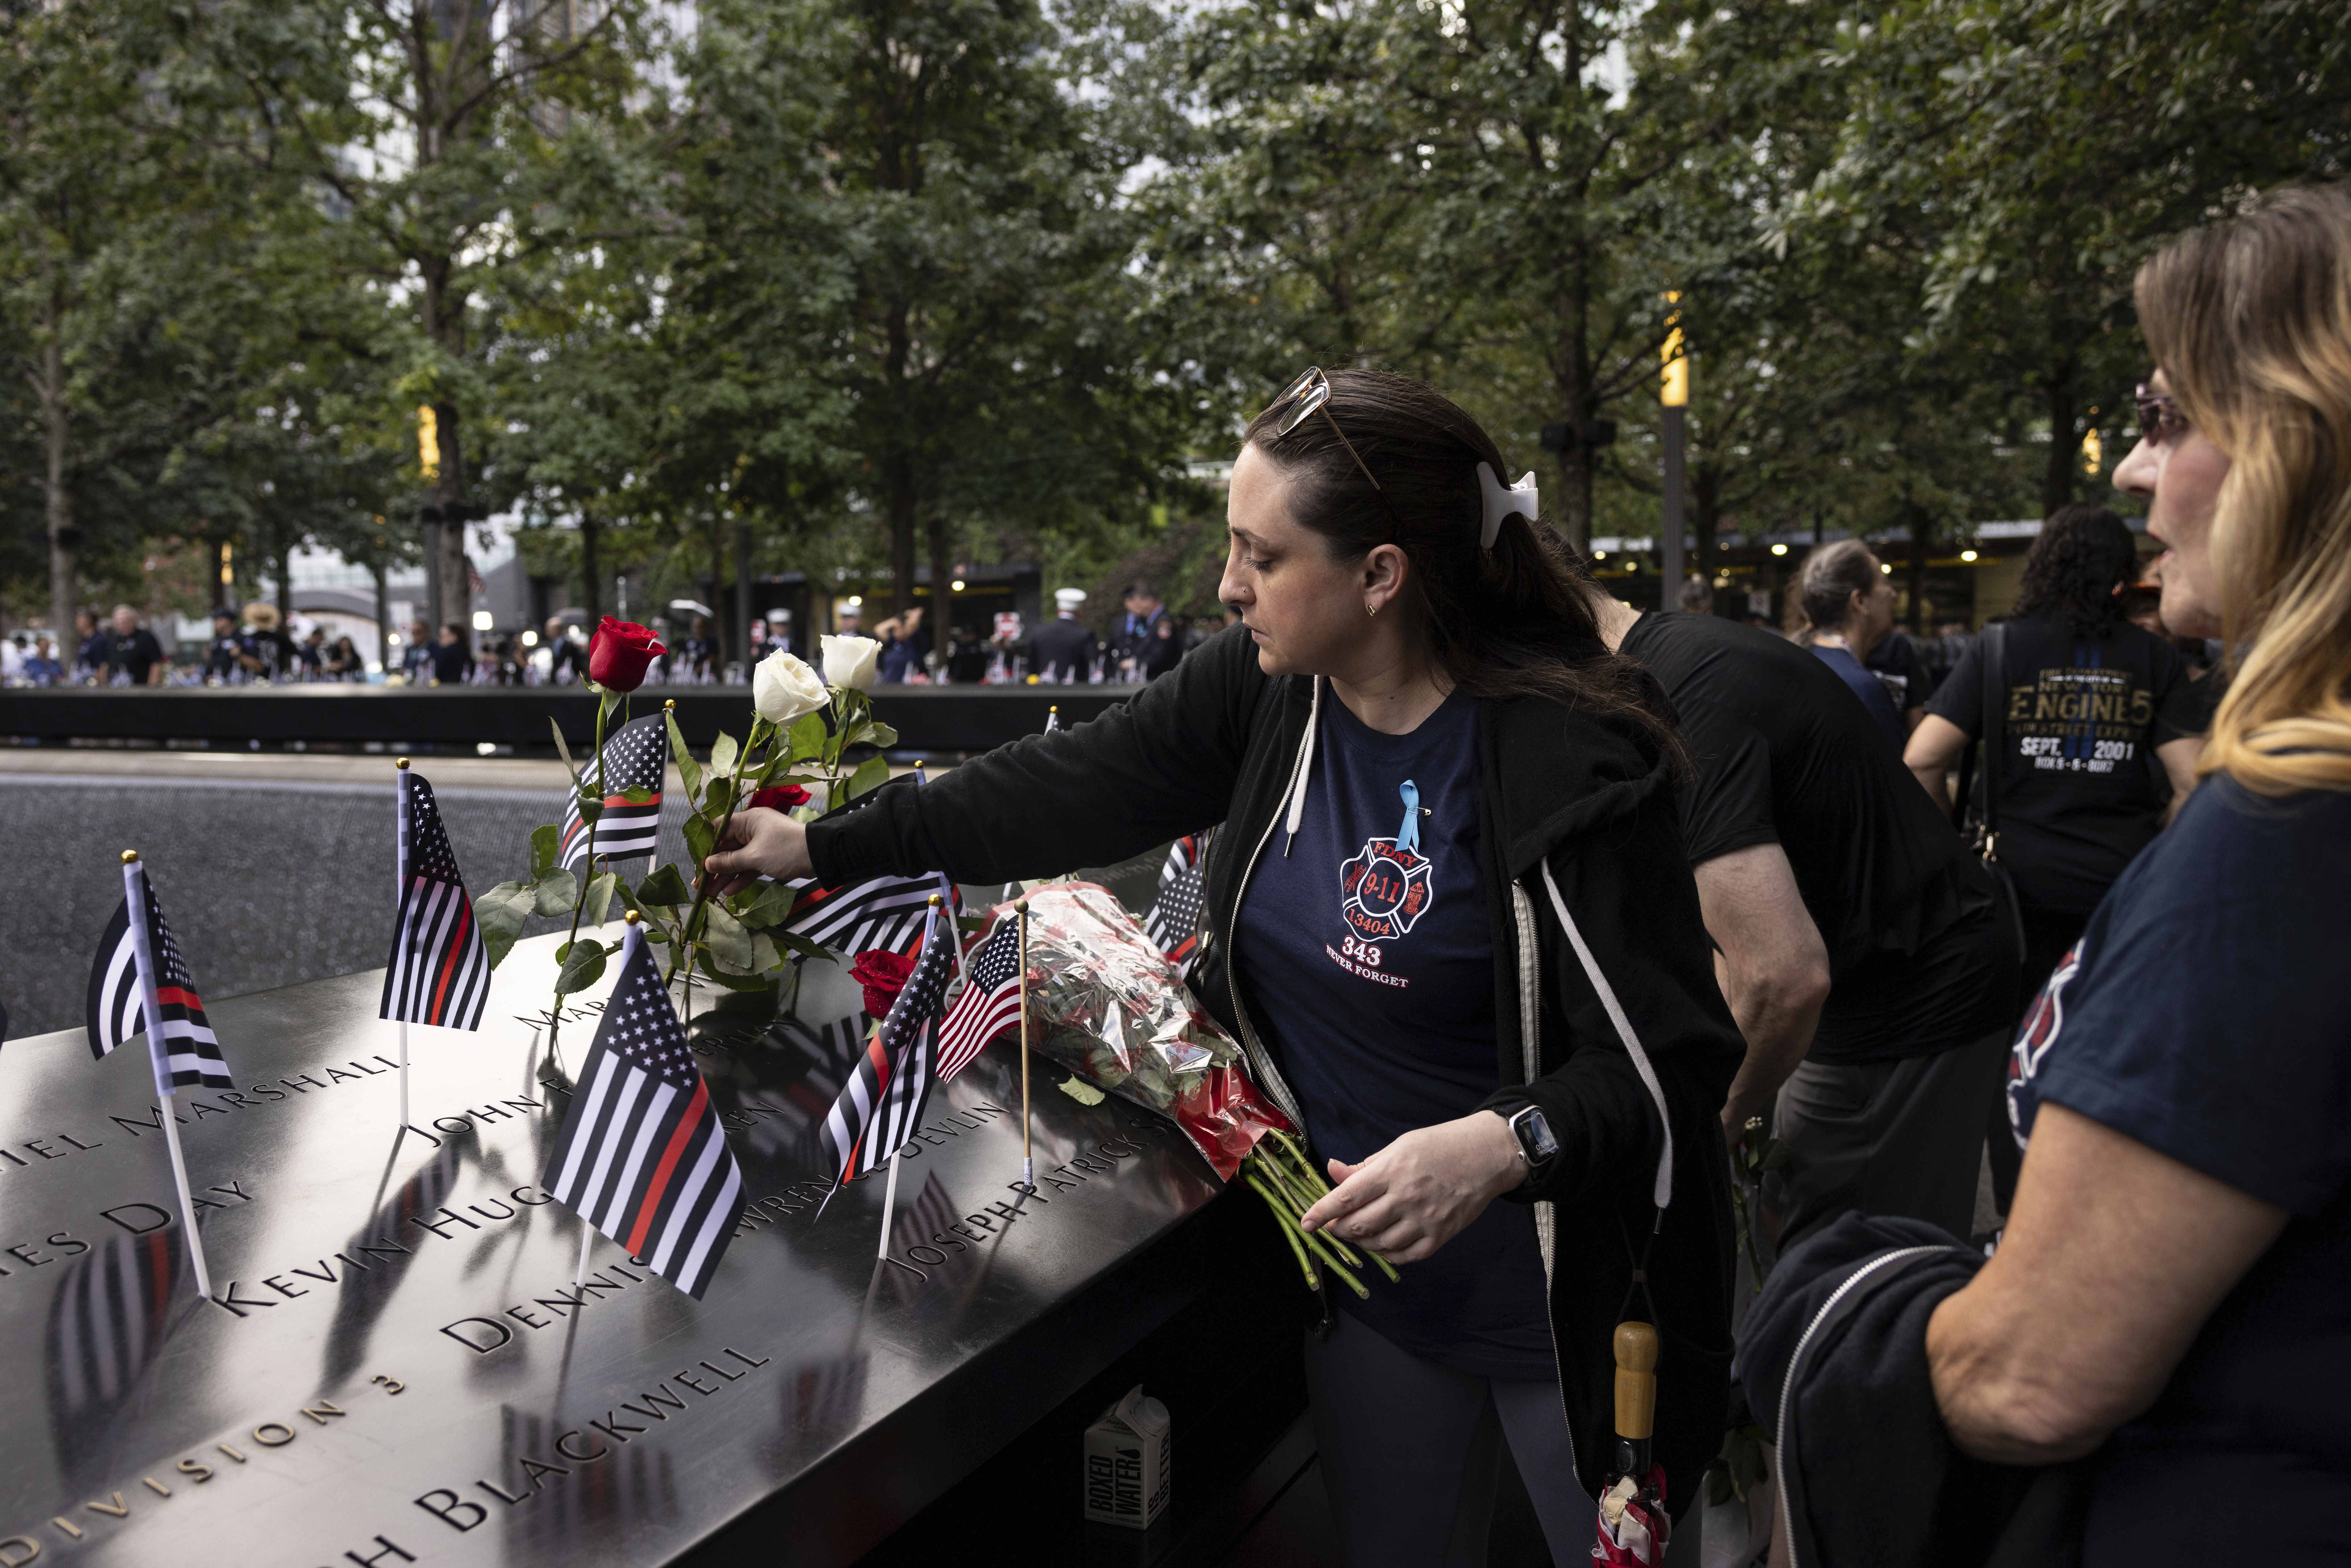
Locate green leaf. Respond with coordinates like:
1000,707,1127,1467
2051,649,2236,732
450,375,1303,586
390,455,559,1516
529,824,561,881
705,774,735,816
547,717,581,790
584,870,619,927
699,951,777,992
844,755,890,801
709,730,739,782
684,812,717,867
597,686,620,719
734,880,800,929
787,711,827,763
849,721,898,748
636,863,694,909
553,936,608,996
576,794,604,825
531,869,580,918
665,711,703,804
703,902,755,970
476,880,538,968
747,931,781,972
772,929,834,963
1058,1076,1106,1106
619,787,655,805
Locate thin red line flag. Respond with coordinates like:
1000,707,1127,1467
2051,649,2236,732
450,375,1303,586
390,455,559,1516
559,713,668,869
380,770,489,1029
541,929,746,1298
85,864,232,1091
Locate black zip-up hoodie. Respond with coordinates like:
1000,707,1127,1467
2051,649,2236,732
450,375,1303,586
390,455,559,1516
809,623,1743,1514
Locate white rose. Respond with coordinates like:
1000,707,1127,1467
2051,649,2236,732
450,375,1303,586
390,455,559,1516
821,633,880,692
753,648,828,724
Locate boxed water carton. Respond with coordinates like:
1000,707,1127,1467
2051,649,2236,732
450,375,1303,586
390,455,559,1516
1081,1384,1172,1529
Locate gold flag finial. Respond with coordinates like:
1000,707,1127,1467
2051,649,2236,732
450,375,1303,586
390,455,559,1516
664,699,676,712
625,909,642,925
121,849,140,864
928,893,943,907
1014,896,1029,914
395,756,410,770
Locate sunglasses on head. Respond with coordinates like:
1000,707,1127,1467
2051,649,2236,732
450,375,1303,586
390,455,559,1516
2135,382,2190,448
1263,367,1406,534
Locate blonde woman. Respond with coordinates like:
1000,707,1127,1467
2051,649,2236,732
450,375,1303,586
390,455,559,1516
1927,184,2351,1561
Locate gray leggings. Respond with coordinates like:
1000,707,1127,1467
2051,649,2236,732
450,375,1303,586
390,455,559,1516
1304,1309,1700,1568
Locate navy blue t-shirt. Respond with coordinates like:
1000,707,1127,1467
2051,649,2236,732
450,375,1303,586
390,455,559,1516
1810,643,1907,751
2007,775,2351,1560
1236,687,1552,1379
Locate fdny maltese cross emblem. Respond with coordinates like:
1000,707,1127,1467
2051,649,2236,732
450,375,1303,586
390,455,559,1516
1339,780,1435,942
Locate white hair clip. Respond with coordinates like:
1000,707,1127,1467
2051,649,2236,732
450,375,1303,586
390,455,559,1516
1477,463,1540,549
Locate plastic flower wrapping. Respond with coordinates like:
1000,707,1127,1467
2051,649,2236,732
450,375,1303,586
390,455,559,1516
996,883,1289,1179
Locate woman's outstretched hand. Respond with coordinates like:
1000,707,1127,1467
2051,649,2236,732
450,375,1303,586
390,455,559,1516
702,807,813,895
1297,1111,1526,1264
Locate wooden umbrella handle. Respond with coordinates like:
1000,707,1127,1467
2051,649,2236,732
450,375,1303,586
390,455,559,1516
1613,1320,1660,1440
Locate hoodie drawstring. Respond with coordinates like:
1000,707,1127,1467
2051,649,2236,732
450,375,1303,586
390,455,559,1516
1282,675,1322,855
1540,858,1675,1211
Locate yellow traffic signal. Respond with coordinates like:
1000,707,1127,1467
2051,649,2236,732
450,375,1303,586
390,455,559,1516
1661,292,1690,408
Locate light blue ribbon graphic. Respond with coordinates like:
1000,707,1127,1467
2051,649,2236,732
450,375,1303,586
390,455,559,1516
1395,780,1421,855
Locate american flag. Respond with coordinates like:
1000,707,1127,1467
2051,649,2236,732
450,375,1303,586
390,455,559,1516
542,930,746,1299
936,915,1025,1080
559,713,668,869
1144,835,1206,982
86,865,232,1091
379,771,489,1029
820,901,957,1183
782,874,947,959
43,1228,180,1479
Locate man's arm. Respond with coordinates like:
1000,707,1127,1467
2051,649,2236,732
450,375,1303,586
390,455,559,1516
1928,1102,2284,1463
2156,736,2201,826
1903,714,1971,815
1693,843,1830,1144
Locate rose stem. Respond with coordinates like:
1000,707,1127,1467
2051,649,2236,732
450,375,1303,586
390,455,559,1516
1252,1153,1365,1268
1260,1139,1399,1282
1244,1175,1319,1291
668,713,766,988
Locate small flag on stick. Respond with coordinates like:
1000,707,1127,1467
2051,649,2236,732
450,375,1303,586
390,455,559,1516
558,712,669,869
782,873,947,959
1143,834,1205,983
818,897,957,1195
381,761,489,1128
85,852,225,1298
936,915,1024,1081
541,915,746,1299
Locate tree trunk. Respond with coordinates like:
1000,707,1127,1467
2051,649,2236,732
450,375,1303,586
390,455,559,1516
373,559,391,672
2042,373,2077,516
275,529,295,627
1551,238,1596,554
41,288,77,645
885,304,918,620
926,510,953,656
580,514,602,624
1907,501,1930,633
733,523,754,674
433,399,472,635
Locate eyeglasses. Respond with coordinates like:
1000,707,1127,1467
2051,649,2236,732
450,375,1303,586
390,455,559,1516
1264,367,1405,533
2135,384,2189,448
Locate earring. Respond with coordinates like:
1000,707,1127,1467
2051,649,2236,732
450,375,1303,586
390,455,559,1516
1366,601,1378,617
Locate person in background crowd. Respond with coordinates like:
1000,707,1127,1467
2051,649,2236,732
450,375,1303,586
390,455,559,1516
1866,622,1935,724
1919,179,2351,1568
324,635,363,680
402,618,436,683
105,605,167,686
836,603,863,637
23,636,62,684
1677,573,1713,614
1791,541,1908,748
1,633,24,683
543,617,588,683
678,615,720,681
702,367,1741,1565
1905,504,2204,1008
240,603,295,680
1031,587,1097,682
74,609,108,677
205,608,243,681
430,622,473,685
873,606,928,683
944,622,990,683
1114,581,1181,681
296,626,328,678
1607,589,2018,1248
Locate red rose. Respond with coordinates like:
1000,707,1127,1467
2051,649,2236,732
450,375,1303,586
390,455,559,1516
748,784,810,813
588,617,665,691
849,949,917,1020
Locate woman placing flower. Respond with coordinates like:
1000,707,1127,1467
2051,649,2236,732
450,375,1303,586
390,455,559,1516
702,370,1741,1563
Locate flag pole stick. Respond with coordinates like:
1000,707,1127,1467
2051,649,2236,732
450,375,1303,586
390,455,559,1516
575,1224,593,1289
395,757,411,1126
1016,896,1032,1189
122,852,212,1299
877,1151,902,1261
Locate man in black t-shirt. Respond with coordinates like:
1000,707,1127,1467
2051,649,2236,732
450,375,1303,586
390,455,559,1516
1605,603,2020,1246
104,605,167,686
1865,629,1933,726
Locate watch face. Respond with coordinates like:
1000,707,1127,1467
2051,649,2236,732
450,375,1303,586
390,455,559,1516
1517,1108,1559,1162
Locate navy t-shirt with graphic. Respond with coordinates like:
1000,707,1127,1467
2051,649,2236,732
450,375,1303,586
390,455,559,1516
1236,687,1552,1380
2006,775,2351,1560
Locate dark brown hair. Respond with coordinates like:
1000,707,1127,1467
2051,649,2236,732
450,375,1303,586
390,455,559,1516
2012,503,2139,638
1241,368,1672,748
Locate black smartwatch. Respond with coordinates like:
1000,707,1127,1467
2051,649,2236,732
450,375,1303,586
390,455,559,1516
1506,1105,1559,1185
